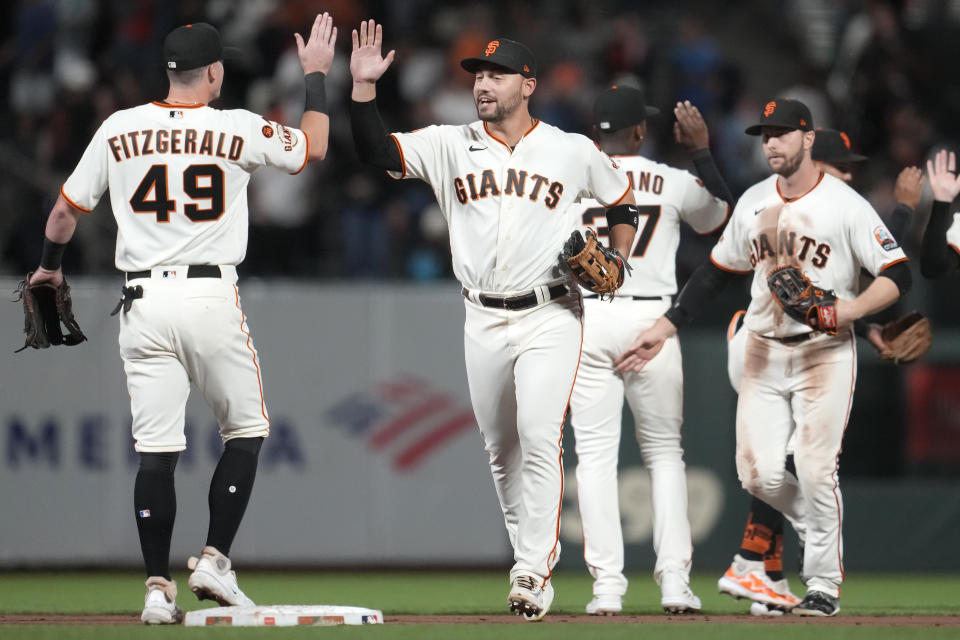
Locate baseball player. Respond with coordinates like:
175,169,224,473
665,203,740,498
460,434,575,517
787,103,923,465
569,89,731,616
616,99,912,617
348,21,638,621
720,130,924,615
921,149,960,278
25,17,337,624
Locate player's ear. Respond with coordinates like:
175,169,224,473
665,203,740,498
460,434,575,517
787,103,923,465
637,121,647,140
207,61,222,84
522,77,536,99
802,130,816,150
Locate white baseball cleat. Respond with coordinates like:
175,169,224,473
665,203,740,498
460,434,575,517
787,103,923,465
768,577,802,608
585,594,622,616
187,546,255,607
507,574,554,622
659,571,701,614
718,554,797,609
141,576,184,625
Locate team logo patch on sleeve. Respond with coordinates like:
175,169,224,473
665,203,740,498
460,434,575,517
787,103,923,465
261,125,274,138
874,225,899,251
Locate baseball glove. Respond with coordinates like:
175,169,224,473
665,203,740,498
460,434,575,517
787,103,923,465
880,311,931,364
14,273,87,353
767,265,838,335
560,229,631,298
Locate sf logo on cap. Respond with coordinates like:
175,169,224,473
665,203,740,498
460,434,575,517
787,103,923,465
485,40,500,56
840,131,852,149
764,101,776,117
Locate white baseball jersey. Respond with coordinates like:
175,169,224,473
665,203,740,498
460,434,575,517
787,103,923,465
575,155,728,296
388,120,630,293
711,172,908,337
61,101,309,271
946,212,960,256
569,155,724,605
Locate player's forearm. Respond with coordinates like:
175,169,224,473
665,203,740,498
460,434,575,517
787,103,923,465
664,259,741,328
920,200,959,278
45,195,82,244
609,223,635,258
691,148,736,208
349,98,402,171
298,72,329,161
844,275,902,322
887,202,912,241
299,111,329,161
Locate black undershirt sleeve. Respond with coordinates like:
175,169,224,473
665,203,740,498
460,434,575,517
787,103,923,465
664,260,744,328
887,203,912,241
879,260,912,296
350,98,402,172
691,149,736,208
920,200,960,279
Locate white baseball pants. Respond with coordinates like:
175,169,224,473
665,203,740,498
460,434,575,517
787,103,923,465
463,292,583,584
735,329,856,597
118,267,271,452
569,297,693,597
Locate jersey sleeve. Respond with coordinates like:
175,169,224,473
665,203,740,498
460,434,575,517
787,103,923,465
387,125,448,182
676,170,730,235
240,111,309,175
849,199,908,276
61,121,110,212
709,201,753,273
581,140,630,206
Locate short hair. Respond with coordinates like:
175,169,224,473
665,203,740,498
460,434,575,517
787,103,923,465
166,66,207,87
597,126,636,147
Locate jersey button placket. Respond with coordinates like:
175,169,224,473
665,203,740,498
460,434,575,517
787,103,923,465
494,162,514,287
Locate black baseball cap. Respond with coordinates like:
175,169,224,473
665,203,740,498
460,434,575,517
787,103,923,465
811,128,867,164
593,86,660,132
461,38,537,78
163,23,240,71
745,99,814,135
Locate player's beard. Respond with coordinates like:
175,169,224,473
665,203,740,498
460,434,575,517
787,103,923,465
477,88,523,123
769,144,804,178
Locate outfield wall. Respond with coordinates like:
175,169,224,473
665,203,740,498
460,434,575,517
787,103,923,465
1,278,957,570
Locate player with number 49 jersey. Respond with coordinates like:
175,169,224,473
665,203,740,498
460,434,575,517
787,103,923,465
62,104,308,271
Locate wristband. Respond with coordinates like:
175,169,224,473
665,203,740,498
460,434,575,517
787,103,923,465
40,237,67,270
304,72,328,114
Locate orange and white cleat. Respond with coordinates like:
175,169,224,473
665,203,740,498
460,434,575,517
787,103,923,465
718,554,800,609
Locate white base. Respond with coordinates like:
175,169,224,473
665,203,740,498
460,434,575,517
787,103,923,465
184,605,384,627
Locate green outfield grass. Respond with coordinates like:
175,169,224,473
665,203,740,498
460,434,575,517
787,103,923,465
1,570,958,639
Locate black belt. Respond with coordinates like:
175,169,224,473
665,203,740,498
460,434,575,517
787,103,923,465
761,332,814,345
584,294,667,301
125,265,222,280
462,284,568,310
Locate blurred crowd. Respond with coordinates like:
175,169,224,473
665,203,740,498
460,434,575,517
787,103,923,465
1,0,959,295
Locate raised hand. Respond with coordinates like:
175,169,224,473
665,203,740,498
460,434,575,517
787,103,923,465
894,166,924,209
674,100,709,151
926,149,960,203
350,19,395,85
295,12,337,75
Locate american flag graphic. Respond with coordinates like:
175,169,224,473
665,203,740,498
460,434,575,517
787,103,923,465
325,377,477,471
